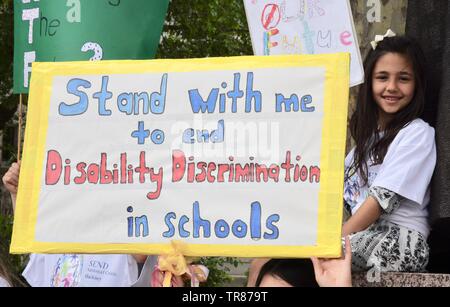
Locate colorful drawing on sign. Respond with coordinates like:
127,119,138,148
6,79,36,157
261,4,281,55
244,0,364,86
11,54,349,258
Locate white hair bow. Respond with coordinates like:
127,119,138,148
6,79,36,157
370,29,396,50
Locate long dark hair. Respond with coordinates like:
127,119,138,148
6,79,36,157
255,259,319,287
347,36,427,184
0,244,26,287
0,258,13,287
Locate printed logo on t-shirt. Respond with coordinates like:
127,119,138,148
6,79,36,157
51,255,83,287
84,260,119,283
344,167,376,212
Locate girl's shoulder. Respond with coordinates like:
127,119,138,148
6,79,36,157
395,118,435,144
404,118,434,130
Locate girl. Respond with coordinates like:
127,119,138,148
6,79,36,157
255,237,353,287
343,32,436,273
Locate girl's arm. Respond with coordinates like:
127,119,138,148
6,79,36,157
2,162,20,212
342,196,382,237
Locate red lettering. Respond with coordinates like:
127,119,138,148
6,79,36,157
207,163,216,183
147,167,163,200
45,150,62,185
74,163,87,184
340,31,352,46
172,150,185,182
100,153,113,184
87,164,99,184
195,162,207,182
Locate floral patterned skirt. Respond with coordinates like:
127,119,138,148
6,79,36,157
350,220,429,272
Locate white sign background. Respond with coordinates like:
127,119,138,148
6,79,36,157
35,67,325,247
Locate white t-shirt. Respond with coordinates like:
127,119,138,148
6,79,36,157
344,119,436,237
23,254,139,287
132,256,158,287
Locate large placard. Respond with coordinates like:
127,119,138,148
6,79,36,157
11,54,349,258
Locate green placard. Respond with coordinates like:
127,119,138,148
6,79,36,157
14,0,169,93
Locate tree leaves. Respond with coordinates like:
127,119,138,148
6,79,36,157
157,0,253,59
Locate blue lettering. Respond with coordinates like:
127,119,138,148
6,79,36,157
301,95,315,112
210,120,224,143
92,76,112,115
276,94,299,112
214,219,230,238
134,92,150,115
150,129,165,145
127,216,133,237
150,73,167,114
250,201,262,239
182,128,195,144
276,94,314,112
193,201,211,238
232,219,248,238
135,215,149,237
264,214,280,239
197,130,210,143
302,21,315,53
59,78,91,116
188,88,219,113
179,215,190,238
118,93,133,115
227,73,244,113
245,72,262,112
127,206,133,237
163,212,176,238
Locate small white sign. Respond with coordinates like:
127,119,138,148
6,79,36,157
244,0,364,87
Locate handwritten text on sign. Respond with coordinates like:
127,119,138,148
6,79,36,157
244,0,364,86
12,55,349,257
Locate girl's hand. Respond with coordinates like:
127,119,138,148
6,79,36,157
2,162,20,196
151,268,184,287
311,236,353,287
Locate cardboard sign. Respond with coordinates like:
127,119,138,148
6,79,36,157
11,54,349,258
13,0,169,93
244,0,364,86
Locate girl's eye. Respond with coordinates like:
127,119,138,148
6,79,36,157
399,77,412,82
375,76,388,81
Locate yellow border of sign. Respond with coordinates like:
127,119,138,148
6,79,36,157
10,54,349,258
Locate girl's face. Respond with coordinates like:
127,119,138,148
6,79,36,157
372,52,416,126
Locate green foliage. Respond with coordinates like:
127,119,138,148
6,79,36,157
157,0,253,59
199,256,243,287
0,1,17,131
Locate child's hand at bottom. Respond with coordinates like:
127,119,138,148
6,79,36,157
311,236,352,287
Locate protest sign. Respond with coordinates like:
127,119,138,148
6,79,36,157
11,54,349,258
14,0,169,93
244,0,364,87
